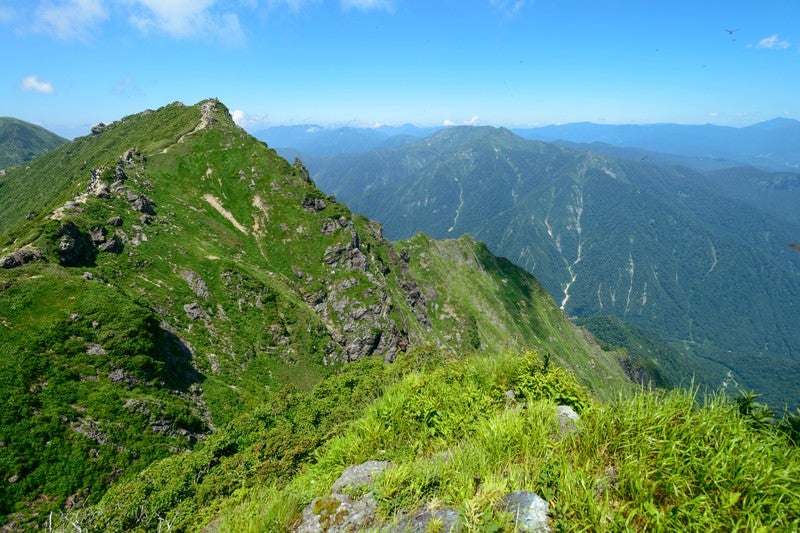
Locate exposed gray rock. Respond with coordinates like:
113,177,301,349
107,216,123,226
184,302,208,321
128,193,155,215
86,343,106,355
89,226,107,244
181,270,212,300
556,405,580,435
303,196,327,212
503,491,550,532
98,235,123,254
90,122,106,135
57,222,96,266
0,246,44,268
294,493,378,533
293,461,392,533
331,460,392,493
294,158,313,184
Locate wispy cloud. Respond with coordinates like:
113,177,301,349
443,116,480,126
231,109,246,125
755,34,790,50
34,0,108,41
21,75,54,94
126,0,245,44
341,0,395,11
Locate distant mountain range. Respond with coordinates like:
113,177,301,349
307,126,800,408
255,117,800,172
0,117,68,169
253,123,438,156
515,118,800,171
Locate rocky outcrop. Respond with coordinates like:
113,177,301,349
128,193,155,215
0,246,45,268
181,270,212,300
303,197,327,212
293,461,391,533
57,222,97,266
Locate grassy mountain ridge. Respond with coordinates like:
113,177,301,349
0,117,67,169
309,126,800,408
0,100,634,526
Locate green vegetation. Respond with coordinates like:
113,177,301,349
0,100,638,526
0,117,67,169
46,348,797,531
309,125,800,408
4,99,797,530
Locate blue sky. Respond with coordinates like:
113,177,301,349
2,0,799,138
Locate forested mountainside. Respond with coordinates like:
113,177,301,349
308,126,800,408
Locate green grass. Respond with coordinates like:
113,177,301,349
207,350,799,532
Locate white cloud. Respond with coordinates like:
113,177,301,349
756,34,790,50
444,116,479,126
34,0,108,41
341,0,394,11
231,109,246,125
122,0,244,44
21,75,54,94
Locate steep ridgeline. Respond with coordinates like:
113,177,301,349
0,101,632,525
0,117,67,169
310,126,800,408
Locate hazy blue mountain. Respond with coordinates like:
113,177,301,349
310,126,800,408
0,117,68,168
251,123,438,156
513,119,800,171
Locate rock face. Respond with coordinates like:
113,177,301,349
57,222,97,266
293,461,392,533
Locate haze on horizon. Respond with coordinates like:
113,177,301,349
1,0,798,139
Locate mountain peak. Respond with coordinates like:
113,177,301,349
746,117,800,131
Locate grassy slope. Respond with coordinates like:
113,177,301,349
214,351,800,532
400,233,632,401
69,349,799,532
0,100,636,526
